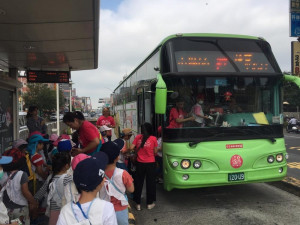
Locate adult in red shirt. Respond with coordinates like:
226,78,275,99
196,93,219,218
63,111,101,156
130,123,158,210
96,107,115,141
168,97,195,128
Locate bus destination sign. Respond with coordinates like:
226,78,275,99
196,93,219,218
27,70,70,83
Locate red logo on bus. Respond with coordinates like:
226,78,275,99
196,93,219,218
230,155,243,168
226,144,243,149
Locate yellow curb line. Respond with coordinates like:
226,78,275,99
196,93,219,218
128,203,136,225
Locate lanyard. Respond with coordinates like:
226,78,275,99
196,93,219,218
87,141,102,156
71,199,95,224
105,169,128,201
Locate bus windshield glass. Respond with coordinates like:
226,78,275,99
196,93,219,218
165,38,279,73
164,76,282,142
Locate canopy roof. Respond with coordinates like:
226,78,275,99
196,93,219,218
0,0,99,72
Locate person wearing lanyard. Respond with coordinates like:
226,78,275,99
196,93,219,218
63,111,102,156
56,152,117,225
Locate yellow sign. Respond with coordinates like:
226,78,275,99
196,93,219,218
292,41,300,76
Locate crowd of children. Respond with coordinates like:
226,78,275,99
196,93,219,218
0,118,164,225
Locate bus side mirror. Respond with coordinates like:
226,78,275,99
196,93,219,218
284,74,300,88
155,73,167,114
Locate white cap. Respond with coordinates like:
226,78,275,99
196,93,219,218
100,125,112,132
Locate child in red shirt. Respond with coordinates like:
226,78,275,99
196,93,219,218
27,134,50,183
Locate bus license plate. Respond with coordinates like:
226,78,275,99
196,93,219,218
228,172,245,182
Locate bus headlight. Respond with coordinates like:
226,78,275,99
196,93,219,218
182,174,189,180
276,153,283,162
172,161,179,168
181,159,191,169
267,155,275,163
193,160,201,169
279,167,283,173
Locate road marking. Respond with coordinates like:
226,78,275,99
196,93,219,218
128,204,136,225
288,162,300,169
288,147,300,151
283,176,300,187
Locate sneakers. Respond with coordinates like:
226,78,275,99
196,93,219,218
147,203,155,210
135,204,141,211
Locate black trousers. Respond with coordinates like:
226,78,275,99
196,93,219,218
133,161,156,205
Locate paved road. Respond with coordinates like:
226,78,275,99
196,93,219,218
132,133,300,225
132,182,300,225
285,132,300,186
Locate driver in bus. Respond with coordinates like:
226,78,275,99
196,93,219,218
190,93,211,127
167,97,195,128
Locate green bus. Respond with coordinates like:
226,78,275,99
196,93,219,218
113,33,300,191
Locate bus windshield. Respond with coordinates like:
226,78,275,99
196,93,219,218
163,76,283,142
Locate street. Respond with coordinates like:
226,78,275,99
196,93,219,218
133,133,300,225
285,132,300,185
132,182,300,225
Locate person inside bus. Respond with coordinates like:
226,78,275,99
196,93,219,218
223,93,242,114
228,96,243,113
190,94,211,127
167,97,195,128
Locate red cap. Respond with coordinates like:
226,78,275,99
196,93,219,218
224,91,232,101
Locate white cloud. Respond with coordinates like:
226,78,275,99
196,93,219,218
73,0,294,109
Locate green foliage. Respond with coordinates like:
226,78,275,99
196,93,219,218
283,80,300,111
23,84,64,113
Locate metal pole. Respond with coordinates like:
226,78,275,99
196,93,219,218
56,83,60,136
69,82,72,112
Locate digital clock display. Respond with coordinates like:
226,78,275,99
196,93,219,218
27,70,70,83
175,51,275,73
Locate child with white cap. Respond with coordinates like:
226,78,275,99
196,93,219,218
99,125,112,143
57,152,117,225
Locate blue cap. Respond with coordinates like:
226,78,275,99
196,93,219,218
57,140,72,152
99,139,124,164
0,156,13,165
27,134,49,156
73,152,108,192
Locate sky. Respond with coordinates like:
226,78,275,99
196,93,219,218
71,0,296,109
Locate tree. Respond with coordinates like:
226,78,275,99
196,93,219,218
283,80,300,111
23,84,65,113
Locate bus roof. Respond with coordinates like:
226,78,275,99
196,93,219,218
113,33,265,92
159,33,262,45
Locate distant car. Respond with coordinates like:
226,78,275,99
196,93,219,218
83,113,89,118
50,113,64,121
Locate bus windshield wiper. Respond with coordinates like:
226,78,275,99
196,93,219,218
189,127,276,147
231,127,276,143
242,128,276,143
189,133,227,147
